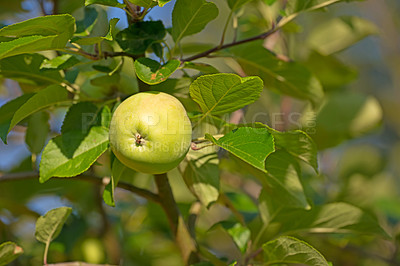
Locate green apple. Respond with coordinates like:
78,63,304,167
109,91,192,174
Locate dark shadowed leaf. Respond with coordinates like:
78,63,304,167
103,158,135,206
73,18,119,45
270,202,389,238
172,0,218,43
0,93,34,144
116,21,165,55
182,62,219,74
25,111,50,154
0,85,68,144
229,41,323,106
135,58,180,85
0,54,63,86
263,236,329,266
304,50,357,90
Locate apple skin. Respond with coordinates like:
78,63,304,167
109,91,192,174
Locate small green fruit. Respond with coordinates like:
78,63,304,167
109,91,192,174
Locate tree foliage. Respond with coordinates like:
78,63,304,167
0,0,396,265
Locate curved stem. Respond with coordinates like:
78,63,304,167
219,10,233,47
154,173,199,265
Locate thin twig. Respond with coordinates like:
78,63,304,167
0,172,160,203
181,26,278,62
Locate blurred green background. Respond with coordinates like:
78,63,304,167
1,0,400,265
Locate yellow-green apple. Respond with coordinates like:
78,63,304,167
109,91,192,174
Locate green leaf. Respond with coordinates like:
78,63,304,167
183,150,220,207
303,91,382,149
258,150,310,223
308,16,378,55
172,0,219,43
226,223,251,253
189,73,263,117
263,236,329,266
85,0,125,8
229,41,324,106
0,93,34,144
135,58,180,85
116,21,165,55
40,54,81,71
61,102,99,134
304,50,357,90
25,111,50,154
227,0,253,11
182,62,219,74
0,242,24,266
75,7,98,36
248,123,318,172
0,84,69,144
73,17,119,45
39,102,110,182
0,14,75,59
270,202,389,238
128,0,157,8
206,127,275,172
103,158,135,206
39,126,109,183
35,207,72,244
0,54,63,86
280,0,364,27
285,0,351,15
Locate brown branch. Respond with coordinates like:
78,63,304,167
154,173,199,265
0,172,160,204
47,263,117,266
181,26,278,62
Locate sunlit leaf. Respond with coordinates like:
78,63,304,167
172,0,218,43
263,236,329,266
40,54,81,71
206,127,275,172
35,207,72,244
0,15,75,59
39,103,110,183
135,58,180,85
189,73,263,116
85,0,125,8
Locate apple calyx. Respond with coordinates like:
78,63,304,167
135,133,145,146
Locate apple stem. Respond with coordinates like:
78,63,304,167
154,173,199,265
